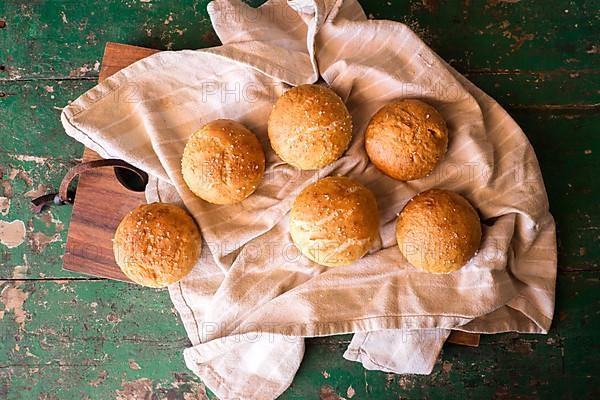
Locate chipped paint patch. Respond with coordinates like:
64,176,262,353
12,265,29,279
12,254,31,279
0,196,10,216
183,389,207,400
182,382,209,400
385,373,394,388
24,184,50,199
128,359,141,370
68,64,93,77
1,285,29,328
9,167,33,186
171,374,209,399
322,370,330,379
319,386,346,400
1,178,13,198
60,11,68,24
346,385,355,398
420,0,440,13
39,211,64,231
116,378,153,400
586,44,598,54
502,29,535,50
107,312,122,323
0,219,26,248
442,360,453,373
509,340,533,355
89,370,108,387
485,0,521,9
398,376,414,390
28,231,60,253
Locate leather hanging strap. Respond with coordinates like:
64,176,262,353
31,159,147,213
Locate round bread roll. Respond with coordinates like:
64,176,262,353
181,119,265,204
395,189,481,273
290,176,379,267
365,99,448,181
268,84,353,170
113,203,201,287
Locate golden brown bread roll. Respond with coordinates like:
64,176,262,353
113,203,201,287
268,84,353,170
395,189,481,273
181,119,265,204
290,176,379,267
365,99,448,181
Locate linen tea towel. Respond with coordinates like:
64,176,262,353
60,0,557,398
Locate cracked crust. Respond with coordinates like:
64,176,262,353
365,99,448,181
395,189,481,273
181,119,265,204
290,176,379,267
268,84,353,170
113,203,201,287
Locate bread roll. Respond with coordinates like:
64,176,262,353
290,176,379,267
395,189,481,273
268,84,352,170
113,203,201,287
365,99,448,181
181,119,265,204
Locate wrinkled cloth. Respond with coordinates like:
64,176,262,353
61,0,557,398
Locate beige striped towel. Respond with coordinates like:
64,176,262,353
61,0,557,398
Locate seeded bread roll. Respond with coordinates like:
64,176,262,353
395,189,481,273
365,99,448,181
181,119,265,204
113,203,201,287
268,84,353,170
290,176,379,267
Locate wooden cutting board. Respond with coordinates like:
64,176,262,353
62,42,480,347
63,42,158,282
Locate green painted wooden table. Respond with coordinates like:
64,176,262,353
0,1,598,398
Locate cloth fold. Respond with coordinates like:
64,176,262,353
344,329,452,375
61,0,557,398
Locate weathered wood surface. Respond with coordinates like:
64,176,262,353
0,0,598,399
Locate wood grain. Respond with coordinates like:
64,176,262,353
63,43,159,281
447,330,481,347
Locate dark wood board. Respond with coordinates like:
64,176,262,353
63,43,158,282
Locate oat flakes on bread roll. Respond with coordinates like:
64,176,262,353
268,84,353,170
395,189,481,274
181,119,265,204
113,203,201,287
290,176,379,267
365,99,448,181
